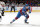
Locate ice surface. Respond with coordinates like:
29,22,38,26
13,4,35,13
0,12,40,27
0,23,40,27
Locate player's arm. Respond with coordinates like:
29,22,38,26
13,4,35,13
22,9,27,15
28,7,31,13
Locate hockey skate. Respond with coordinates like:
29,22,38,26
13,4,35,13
25,22,29,24
10,22,13,24
10,21,14,24
25,20,29,24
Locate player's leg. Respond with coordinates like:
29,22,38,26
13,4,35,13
10,17,18,24
10,7,12,12
0,16,2,22
1,8,4,16
10,12,21,24
12,6,15,12
10,15,21,24
24,14,29,24
14,6,15,12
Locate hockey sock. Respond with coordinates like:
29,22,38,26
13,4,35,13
25,19,27,22
12,17,18,22
12,19,15,22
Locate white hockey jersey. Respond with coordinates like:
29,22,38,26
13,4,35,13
0,5,3,11
0,5,3,13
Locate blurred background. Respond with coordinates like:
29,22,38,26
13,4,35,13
0,0,40,6
0,0,40,12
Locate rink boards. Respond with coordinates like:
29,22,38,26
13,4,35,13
3,6,40,12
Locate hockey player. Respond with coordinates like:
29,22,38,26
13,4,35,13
0,1,5,22
0,1,5,16
0,4,3,22
10,4,31,24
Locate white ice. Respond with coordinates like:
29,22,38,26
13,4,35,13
0,12,40,27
